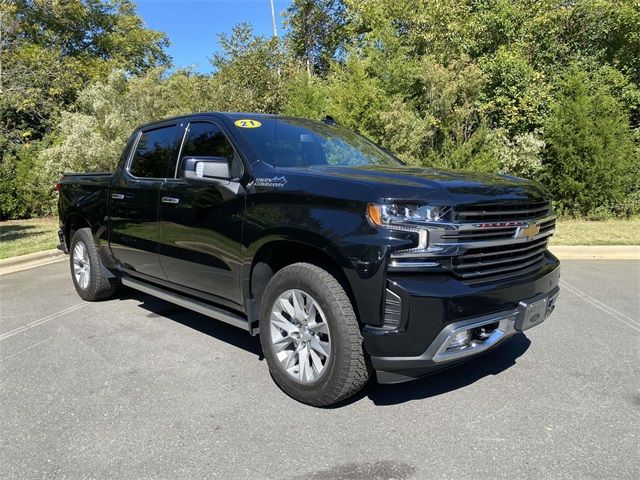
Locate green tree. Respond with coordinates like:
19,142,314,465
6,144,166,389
542,66,637,216
0,0,168,149
4,1,640,220
285,0,348,76
479,47,551,135
324,53,390,139
282,71,330,119
208,23,295,113
40,68,206,176
0,0,169,219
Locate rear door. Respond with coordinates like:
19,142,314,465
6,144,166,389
158,120,246,307
109,122,181,279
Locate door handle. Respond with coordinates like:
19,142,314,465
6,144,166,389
161,197,180,204
111,193,125,200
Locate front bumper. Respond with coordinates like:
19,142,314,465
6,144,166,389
365,253,560,383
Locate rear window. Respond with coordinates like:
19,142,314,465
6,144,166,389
129,125,178,178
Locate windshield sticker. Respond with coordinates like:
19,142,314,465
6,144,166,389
234,119,262,128
256,176,287,188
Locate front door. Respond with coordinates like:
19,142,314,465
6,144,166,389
109,123,180,279
158,121,246,307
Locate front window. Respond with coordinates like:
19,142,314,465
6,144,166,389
180,122,243,178
233,117,403,168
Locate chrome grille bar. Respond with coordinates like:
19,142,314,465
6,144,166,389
454,201,551,222
442,228,516,240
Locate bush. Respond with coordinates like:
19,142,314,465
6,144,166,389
0,144,56,220
491,130,545,178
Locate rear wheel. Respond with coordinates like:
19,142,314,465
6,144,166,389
259,263,370,406
69,228,117,301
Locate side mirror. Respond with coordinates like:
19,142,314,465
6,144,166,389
182,156,230,181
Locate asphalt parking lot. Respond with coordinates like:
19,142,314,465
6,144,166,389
1,259,638,479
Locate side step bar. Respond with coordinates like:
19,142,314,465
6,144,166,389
121,277,250,332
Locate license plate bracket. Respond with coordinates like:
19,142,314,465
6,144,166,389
515,297,548,332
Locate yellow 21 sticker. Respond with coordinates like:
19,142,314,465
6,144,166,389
234,119,262,128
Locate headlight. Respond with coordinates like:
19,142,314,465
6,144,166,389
367,203,448,226
367,203,449,252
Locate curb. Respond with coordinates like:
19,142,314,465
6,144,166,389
0,249,65,276
549,245,640,260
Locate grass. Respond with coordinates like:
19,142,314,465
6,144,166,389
0,216,637,260
0,217,59,260
551,218,640,246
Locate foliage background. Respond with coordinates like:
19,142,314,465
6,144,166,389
1,0,639,220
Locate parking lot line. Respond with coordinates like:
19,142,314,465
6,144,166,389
0,303,87,341
0,337,53,362
560,279,640,326
560,279,640,333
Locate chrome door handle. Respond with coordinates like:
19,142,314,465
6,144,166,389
111,193,125,200
161,197,180,204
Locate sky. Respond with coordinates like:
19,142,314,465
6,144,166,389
135,0,293,74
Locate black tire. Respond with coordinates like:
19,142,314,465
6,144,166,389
69,228,117,301
259,263,370,406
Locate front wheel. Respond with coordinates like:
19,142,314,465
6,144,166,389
69,228,117,301
259,263,370,406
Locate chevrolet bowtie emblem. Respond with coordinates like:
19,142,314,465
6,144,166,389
516,223,540,240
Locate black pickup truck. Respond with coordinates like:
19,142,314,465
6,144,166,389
57,112,560,406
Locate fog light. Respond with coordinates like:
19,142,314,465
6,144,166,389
447,330,471,350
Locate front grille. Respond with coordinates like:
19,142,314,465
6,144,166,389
388,199,556,281
453,201,551,222
451,236,549,280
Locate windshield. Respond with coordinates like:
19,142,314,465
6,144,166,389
233,117,403,168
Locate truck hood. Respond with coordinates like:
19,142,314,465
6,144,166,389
299,165,549,205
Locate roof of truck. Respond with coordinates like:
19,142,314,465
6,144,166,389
134,112,279,130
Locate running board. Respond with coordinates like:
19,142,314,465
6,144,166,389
121,277,250,332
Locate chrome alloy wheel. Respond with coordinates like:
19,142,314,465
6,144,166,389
269,289,331,383
72,242,90,290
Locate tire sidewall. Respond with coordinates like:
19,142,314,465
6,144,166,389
259,264,356,404
69,229,101,301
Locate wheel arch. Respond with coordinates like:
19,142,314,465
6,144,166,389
63,211,93,249
246,236,361,328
